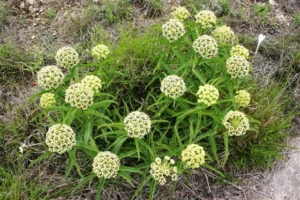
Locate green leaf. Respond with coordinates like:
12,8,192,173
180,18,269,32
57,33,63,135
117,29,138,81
91,100,118,110
119,166,142,174
149,179,157,200
85,109,112,122
62,107,77,125
119,171,135,187
68,149,84,178
75,142,99,157
72,173,95,194
208,134,220,167
221,133,229,167
84,122,92,144
29,151,51,167
96,177,106,199
202,164,225,178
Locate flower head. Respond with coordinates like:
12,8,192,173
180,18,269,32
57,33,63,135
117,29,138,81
162,19,186,42
196,84,219,106
160,75,186,99
55,47,79,69
40,93,56,108
65,83,94,110
234,90,251,107
212,25,235,44
81,75,102,93
150,156,178,185
124,111,151,138
230,45,249,58
193,35,218,59
92,44,110,61
181,144,205,169
45,124,76,154
226,56,250,78
37,65,64,89
171,6,190,21
195,10,217,29
222,111,249,136
92,151,120,179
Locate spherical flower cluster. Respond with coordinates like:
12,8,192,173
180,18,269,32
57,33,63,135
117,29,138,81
171,6,190,21
40,93,56,108
222,111,249,136
91,44,110,61
37,65,64,89
195,10,217,29
55,47,79,69
81,75,102,93
124,111,151,138
150,156,178,185
196,84,219,106
65,83,94,110
181,144,205,169
160,75,186,99
45,124,76,154
212,25,235,44
193,35,218,59
230,45,249,58
162,19,186,42
92,151,120,179
234,90,251,107
226,56,250,78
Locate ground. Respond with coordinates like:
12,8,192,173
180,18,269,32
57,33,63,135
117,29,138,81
0,0,300,199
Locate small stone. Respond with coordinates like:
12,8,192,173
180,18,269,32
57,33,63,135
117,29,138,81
20,2,25,9
26,0,36,5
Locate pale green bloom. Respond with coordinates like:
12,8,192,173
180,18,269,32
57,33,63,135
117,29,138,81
92,151,120,179
161,75,186,99
91,44,110,61
234,90,251,107
222,111,249,136
181,144,205,169
230,45,249,58
193,35,218,59
124,111,151,138
45,124,76,154
171,6,190,21
40,93,56,108
65,83,94,110
195,10,217,29
197,84,219,106
212,25,235,44
55,47,79,69
37,65,64,89
150,156,178,185
81,75,102,93
226,56,250,78
162,19,186,42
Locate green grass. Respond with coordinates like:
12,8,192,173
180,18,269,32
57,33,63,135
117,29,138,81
293,11,300,27
47,7,56,19
0,2,8,26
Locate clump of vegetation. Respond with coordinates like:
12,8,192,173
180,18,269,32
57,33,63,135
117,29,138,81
293,11,300,27
21,6,295,199
0,2,9,26
135,0,165,17
47,7,56,19
253,3,269,18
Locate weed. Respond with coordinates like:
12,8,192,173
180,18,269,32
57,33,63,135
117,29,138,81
253,3,269,18
47,7,56,19
135,0,165,17
293,11,300,27
0,2,8,26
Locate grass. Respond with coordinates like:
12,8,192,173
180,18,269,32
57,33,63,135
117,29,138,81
0,2,8,27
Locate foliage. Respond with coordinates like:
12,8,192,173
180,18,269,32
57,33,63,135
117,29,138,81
253,3,269,18
0,2,8,26
20,7,295,199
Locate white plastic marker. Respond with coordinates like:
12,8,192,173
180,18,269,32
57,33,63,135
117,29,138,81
255,34,266,56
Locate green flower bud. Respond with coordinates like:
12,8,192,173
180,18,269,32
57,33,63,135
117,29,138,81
81,75,102,93
195,10,217,29
92,151,120,179
150,156,178,185
161,75,186,99
212,25,235,44
91,44,110,61
171,6,190,21
196,84,219,106
230,45,249,58
226,56,250,78
65,83,94,110
45,124,76,154
234,90,251,107
222,111,249,136
55,47,79,69
193,35,218,59
37,65,64,89
181,144,205,169
124,111,151,138
162,19,186,42
40,93,56,108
